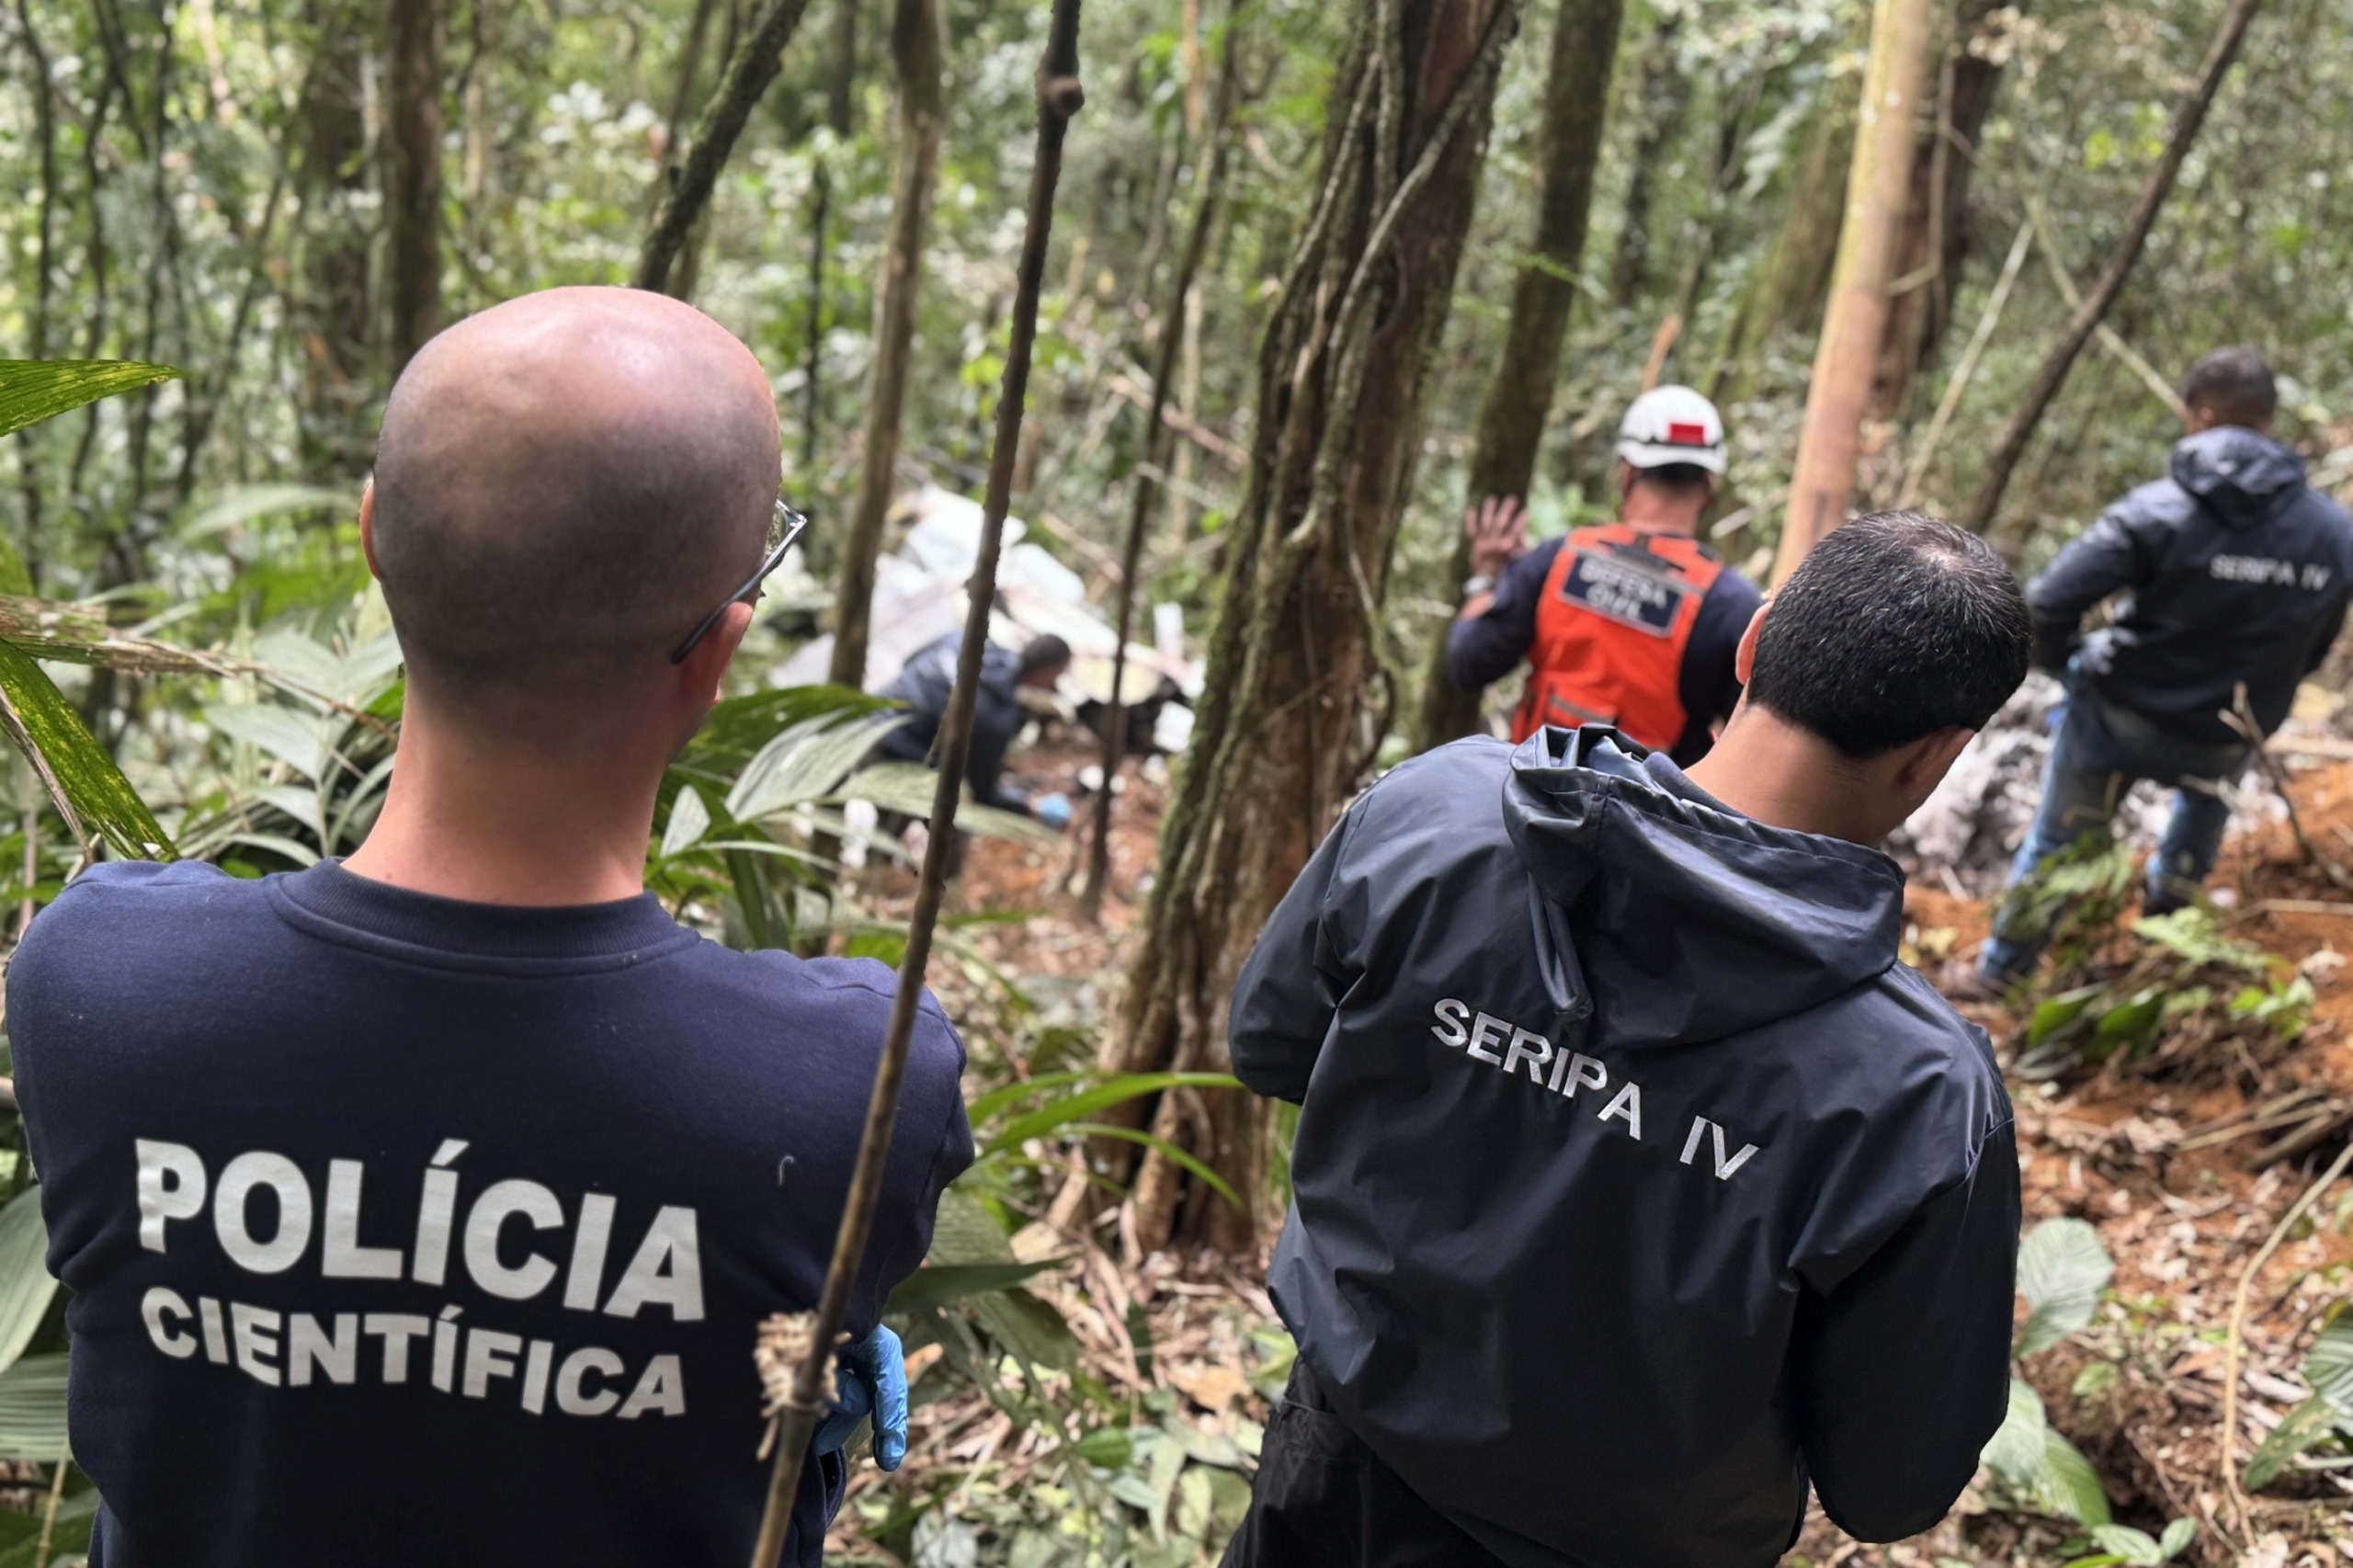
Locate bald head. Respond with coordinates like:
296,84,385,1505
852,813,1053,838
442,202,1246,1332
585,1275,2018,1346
371,287,779,721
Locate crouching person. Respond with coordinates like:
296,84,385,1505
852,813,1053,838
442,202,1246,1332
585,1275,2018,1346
1224,512,2029,1567
9,288,972,1567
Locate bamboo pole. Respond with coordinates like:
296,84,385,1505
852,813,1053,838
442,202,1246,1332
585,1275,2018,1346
1771,0,1938,582
741,4,1086,1562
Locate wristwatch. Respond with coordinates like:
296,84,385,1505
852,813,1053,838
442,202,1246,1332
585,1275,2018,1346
1462,574,1496,598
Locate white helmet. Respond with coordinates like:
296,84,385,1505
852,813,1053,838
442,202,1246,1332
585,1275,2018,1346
1614,385,1727,475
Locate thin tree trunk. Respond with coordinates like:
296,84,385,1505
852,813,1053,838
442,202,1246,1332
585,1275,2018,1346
671,0,745,304
294,0,370,477
1609,8,1683,309
1771,0,1938,581
385,0,446,378
746,9,1084,1555
68,78,119,510
825,0,946,692
633,0,819,295
1081,10,1239,923
801,0,857,483
12,0,58,570
1107,0,1521,1255
660,0,720,175
1415,0,1625,752
1961,0,2263,535
1871,0,2019,416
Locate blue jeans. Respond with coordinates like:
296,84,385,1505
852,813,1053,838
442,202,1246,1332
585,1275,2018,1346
1978,682,2248,982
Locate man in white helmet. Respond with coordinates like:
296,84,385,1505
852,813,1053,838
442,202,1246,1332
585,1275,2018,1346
1446,386,1761,764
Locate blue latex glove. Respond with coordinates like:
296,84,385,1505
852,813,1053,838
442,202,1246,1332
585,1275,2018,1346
1037,791,1074,830
813,1324,909,1471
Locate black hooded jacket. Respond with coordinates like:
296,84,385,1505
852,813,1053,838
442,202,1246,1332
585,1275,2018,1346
1233,730,2018,1568
879,633,1032,815
2028,426,2353,747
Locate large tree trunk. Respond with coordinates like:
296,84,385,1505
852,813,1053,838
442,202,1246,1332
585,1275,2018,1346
1108,0,1520,1255
1961,0,2263,536
1608,7,1685,310
825,0,945,691
1870,0,2019,417
1415,0,1625,751
384,0,447,379
1771,0,1937,582
294,0,371,476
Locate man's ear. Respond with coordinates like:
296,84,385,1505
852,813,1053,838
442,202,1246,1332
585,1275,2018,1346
1733,598,1768,686
676,599,756,707
358,480,381,580
1893,725,1975,801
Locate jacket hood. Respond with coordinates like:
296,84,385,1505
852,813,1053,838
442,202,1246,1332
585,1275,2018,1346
2171,426,2307,528
1501,727,1905,1048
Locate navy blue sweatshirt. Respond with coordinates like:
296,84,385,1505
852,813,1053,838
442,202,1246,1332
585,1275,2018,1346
8,859,972,1568
1233,729,2018,1568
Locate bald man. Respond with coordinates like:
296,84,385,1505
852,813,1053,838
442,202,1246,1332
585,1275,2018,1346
8,288,973,1568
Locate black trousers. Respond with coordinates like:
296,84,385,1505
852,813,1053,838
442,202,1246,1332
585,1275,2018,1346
1222,1362,1508,1568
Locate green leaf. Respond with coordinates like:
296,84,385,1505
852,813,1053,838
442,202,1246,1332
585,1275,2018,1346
2302,1305,2353,1410
2017,1217,2114,1354
0,358,179,440
2158,1518,2196,1559
726,710,905,822
1072,1426,1134,1468
833,761,1059,844
0,641,172,860
2036,1427,2112,1526
660,784,710,858
925,1185,1016,1267
0,1354,69,1461
974,1287,1079,1372
181,483,353,540
2245,1393,2336,1490
982,1073,1243,1154
2091,987,2163,1047
886,1260,1063,1312
1059,1122,1244,1210
204,702,335,784
2090,1524,2164,1565
1983,1376,2049,1487
2028,984,2107,1045
0,1189,56,1378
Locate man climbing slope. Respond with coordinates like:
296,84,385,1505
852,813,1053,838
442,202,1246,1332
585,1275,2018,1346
1977,346,2353,985
11,289,972,1567
1226,513,2029,1568
1446,386,1762,764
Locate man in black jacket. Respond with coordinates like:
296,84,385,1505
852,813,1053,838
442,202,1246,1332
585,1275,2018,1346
880,631,1072,824
1224,512,2029,1568
1978,347,2353,983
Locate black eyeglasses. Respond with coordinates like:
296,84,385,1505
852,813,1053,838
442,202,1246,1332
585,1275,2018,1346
671,499,810,664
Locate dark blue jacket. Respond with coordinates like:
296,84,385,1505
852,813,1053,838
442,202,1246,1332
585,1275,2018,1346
2029,426,2353,747
1233,730,2018,1568
10,859,972,1568
880,633,1032,814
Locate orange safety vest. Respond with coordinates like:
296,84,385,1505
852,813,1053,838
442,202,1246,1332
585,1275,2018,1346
1511,523,1727,751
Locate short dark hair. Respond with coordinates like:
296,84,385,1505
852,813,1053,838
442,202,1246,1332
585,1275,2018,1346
2182,346,2276,429
1631,462,1715,498
1019,634,1072,676
1748,511,2029,757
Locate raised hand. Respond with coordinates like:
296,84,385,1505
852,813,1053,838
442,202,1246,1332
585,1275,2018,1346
1465,495,1529,581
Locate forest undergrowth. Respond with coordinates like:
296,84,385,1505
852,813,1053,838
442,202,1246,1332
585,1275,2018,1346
835,733,2353,1568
